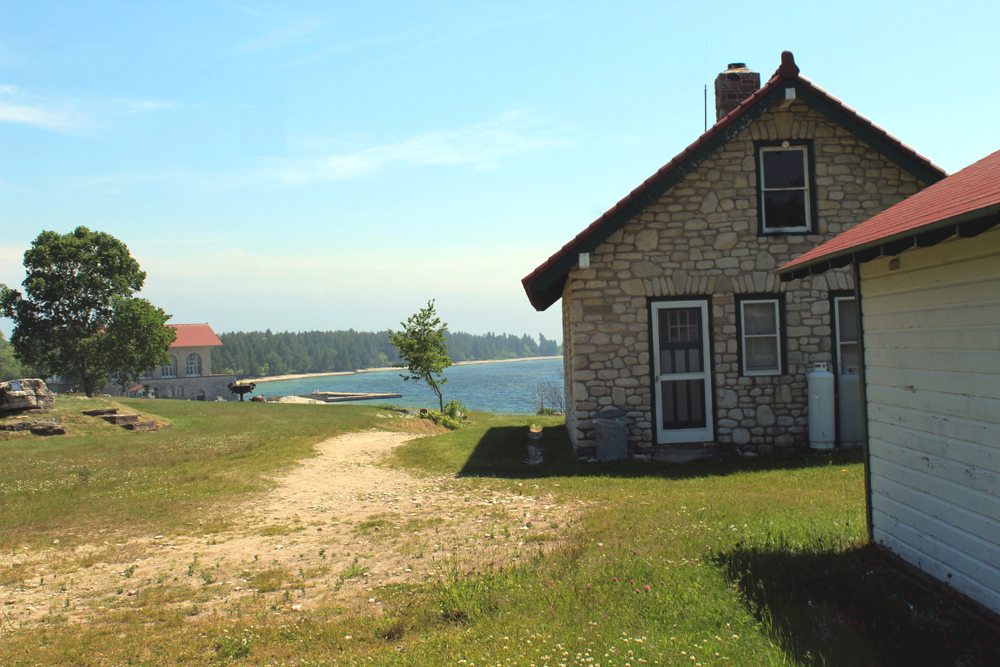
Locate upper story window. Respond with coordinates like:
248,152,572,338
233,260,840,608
186,353,202,377
757,141,814,234
161,355,177,378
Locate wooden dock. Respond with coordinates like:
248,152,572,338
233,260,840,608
299,392,402,403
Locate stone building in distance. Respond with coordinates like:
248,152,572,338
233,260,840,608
111,323,236,401
522,52,946,461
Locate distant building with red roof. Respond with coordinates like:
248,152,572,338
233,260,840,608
777,149,1000,615
522,51,945,461
111,322,236,401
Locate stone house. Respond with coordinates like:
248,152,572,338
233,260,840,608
111,323,236,401
522,52,946,461
778,148,1000,614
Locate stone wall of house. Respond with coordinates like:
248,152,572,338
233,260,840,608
564,99,927,460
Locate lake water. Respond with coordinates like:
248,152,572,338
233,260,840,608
255,357,564,415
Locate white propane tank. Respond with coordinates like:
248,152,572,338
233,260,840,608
838,367,863,448
808,362,836,449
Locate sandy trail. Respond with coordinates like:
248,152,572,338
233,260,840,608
0,429,578,630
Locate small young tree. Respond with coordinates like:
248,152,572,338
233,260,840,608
389,300,452,411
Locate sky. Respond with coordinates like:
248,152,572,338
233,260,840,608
2,1,999,341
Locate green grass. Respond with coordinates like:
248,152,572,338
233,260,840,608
1,399,997,666
0,396,401,549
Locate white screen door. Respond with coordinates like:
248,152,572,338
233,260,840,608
652,300,714,443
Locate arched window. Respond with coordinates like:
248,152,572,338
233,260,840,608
150,386,159,399
196,389,206,401
161,355,177,378
167,385,174,398
177,386,184,399
186,353,202,377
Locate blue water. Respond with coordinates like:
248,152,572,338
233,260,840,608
255,357,563,414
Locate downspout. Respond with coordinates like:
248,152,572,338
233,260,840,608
852,261,874,542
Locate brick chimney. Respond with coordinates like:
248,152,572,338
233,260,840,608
714,62,760,121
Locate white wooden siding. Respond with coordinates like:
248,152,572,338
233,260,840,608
860,226,1000,614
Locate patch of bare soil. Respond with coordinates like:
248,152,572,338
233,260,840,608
0,430,581,631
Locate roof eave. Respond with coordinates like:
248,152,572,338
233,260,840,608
523,57,946,311
523,79,792,311
776,204,1000,281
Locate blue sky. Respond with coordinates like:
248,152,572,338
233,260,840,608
2,1,998,340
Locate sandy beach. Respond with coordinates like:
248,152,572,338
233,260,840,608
249,355,562,383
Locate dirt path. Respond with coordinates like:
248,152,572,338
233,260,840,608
0,430,579,630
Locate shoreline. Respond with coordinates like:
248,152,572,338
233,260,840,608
249,355,563,384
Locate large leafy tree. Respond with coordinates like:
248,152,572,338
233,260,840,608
389,299,452,411
0,227,176,397
0,332,37,381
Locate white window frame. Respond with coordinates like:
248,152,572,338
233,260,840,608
186,353,202,377
833,296,859,376
651,300,714,444
740,298,782,376
759,145,810,234
161,355,177,379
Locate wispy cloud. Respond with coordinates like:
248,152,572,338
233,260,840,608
0,102,87,133
236,17,328,53
271,111,573,185
114,98,179,114
55,111,574,195
0,86,179,134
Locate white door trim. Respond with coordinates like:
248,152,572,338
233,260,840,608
652,299,714,444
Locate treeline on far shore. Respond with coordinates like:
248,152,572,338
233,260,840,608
211,329,561,379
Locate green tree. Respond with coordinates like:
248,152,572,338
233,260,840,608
389,300,452,411
103,297,177,394
0,331,35,381
0,227,176,397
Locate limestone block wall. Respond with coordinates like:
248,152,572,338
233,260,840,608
564,100,927,460
150,346,214,380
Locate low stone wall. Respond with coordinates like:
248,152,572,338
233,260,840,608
108,374,237,401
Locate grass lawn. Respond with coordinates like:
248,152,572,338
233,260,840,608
1,397,997,666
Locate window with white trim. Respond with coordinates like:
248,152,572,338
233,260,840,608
833,296,859,375
186,353,202,377
758,143,811,233
739,298,783,375
161,355,177,378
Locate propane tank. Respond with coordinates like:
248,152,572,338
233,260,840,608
808,362,835,449
838,366,862,448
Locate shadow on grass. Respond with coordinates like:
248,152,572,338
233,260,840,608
715,539,1000,666
457,423,865,481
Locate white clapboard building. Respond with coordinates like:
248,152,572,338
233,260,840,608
778,148,1000,614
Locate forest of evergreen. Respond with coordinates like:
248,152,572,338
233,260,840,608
210,329,561,378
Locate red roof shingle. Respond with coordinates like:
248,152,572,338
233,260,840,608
170,323,222,348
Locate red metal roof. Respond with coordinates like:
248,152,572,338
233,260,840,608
779,148,1000,275
521,51,945,311
170,323,223,348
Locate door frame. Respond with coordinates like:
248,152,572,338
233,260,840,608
649,298,715,444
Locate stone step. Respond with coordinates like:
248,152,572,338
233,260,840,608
83,408,119,416
123,421,158,432
30,423,66,436
102,414,139,425
0,421,32,432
